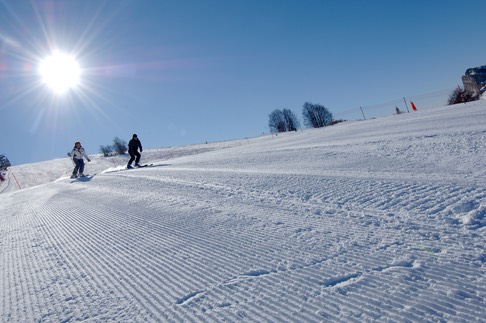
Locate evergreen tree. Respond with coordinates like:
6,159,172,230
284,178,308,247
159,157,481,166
0,154,11,170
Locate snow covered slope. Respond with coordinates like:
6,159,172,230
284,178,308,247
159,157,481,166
1,102,485,322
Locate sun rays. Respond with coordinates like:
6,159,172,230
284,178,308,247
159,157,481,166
38,50,81,94
0,0,183,140
0,1,125,132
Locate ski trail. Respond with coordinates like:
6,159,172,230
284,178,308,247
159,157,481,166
1,164,485,321
94,171,486,320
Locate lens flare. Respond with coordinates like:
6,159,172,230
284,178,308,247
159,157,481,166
39,50,81,94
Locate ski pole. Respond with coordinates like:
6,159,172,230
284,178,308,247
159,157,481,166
68,152,75,166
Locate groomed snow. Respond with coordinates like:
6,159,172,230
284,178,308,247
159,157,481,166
1,101,485,322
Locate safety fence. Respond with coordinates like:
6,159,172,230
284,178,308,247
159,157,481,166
333,87,457,121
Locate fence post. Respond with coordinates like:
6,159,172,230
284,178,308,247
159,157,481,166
11,172,21,189
360,106,366,120
403,97,410,113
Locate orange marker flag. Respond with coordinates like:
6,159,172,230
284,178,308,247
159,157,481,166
410,101,418,111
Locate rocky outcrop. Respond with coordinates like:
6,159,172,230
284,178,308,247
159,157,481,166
462,65,486,98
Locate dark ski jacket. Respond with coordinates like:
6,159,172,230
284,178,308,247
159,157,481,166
128,138,142,153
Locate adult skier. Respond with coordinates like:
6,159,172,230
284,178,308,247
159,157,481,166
127,134,143,169
70,141,91,178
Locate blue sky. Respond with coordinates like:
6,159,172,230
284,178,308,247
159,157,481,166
1,0,485,165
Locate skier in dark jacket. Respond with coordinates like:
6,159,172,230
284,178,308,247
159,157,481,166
127,134,143,168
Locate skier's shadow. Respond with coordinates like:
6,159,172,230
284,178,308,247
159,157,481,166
71,175,96,183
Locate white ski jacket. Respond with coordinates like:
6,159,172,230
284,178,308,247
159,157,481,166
71,147,90,161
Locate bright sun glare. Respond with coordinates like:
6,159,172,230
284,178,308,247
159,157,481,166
39,50,81,94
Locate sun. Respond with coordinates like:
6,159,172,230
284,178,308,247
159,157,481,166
39,50,81,94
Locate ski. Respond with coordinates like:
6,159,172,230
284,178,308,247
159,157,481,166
136,164,153,168
127,164,153,169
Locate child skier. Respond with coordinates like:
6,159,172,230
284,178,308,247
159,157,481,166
70,141,91,178
127,134,143,169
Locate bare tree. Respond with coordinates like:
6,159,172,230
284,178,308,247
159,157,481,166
99,145,114,157
268,109,286,133
268,109,300,133
447,87,476,105
282,109,300,131
302,102,333,128
113,137,127,155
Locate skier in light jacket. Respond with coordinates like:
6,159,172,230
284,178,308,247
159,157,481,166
70,141,91,178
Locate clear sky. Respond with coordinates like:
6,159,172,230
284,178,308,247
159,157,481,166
1,0,485,165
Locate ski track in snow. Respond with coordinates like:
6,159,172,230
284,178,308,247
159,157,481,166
1,103,485,322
